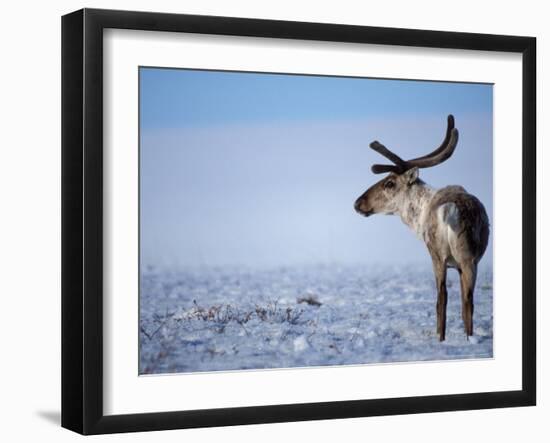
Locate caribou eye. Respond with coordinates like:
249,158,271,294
384,180,395,190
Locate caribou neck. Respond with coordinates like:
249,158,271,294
396,180,436,239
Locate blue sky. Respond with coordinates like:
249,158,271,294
140,68,492,130
140,67,493,268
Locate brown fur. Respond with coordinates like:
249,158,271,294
426,186,490,263
355,177,490,341
424,187,489,340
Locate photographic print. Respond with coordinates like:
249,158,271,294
138,68,493,375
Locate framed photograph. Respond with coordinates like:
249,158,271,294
62,8,536,435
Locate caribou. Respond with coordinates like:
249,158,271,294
354,115,490,341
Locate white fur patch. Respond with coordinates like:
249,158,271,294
440,203,460,231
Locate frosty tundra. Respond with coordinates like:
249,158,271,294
354,115,490,341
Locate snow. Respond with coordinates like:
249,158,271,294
139,264,493,374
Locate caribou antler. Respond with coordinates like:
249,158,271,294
370,115,459,174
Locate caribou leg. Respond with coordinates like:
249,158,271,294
431,257,448,341
459,263,477,337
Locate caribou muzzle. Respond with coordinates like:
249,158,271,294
354,198,373,217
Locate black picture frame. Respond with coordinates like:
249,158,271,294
62,8,536,435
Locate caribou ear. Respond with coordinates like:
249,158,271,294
404,167,419,185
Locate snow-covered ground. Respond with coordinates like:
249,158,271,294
139,264,493,374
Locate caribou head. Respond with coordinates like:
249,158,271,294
354,115,458,217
